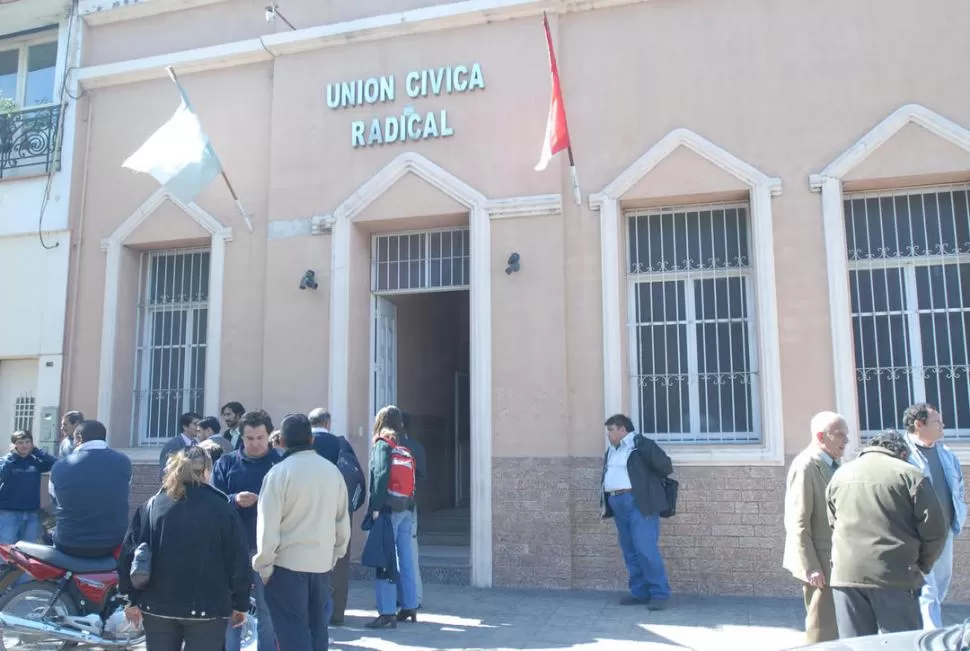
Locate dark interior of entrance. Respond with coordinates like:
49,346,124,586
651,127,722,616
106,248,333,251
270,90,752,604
389,290,470,572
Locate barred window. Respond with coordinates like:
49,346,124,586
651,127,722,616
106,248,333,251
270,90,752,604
13,394,34,434
132,249,210,444
372,228,469,293
846,186,970,439
627,203,760,444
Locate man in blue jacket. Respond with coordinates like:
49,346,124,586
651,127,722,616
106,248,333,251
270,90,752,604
212,409,282,651
0,431,57,545
49,420,131,558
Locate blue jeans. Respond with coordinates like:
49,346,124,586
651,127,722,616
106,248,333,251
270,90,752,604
919,532,954,629
609,492,671,601
376,510,418,615
225,569,276,651
0,511,40,546
397,507,422,607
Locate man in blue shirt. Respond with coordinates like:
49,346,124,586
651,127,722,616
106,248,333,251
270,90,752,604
49,420,131,558
0,431,57,545
212,409,281,651
902,403,968,630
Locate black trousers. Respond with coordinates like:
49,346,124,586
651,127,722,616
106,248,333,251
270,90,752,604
330,536,350,623
264,566,330,651
832,586,921,638
143,614,227,651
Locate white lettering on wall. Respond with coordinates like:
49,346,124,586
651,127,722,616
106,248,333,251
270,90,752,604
331,63,484,148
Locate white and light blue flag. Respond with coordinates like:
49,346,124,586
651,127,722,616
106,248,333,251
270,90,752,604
122,86,223,204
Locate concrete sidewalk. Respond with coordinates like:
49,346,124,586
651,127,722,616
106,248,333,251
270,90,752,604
331,581,970,650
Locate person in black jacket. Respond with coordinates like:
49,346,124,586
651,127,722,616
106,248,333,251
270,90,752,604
118,446,251,650
600,414,673,610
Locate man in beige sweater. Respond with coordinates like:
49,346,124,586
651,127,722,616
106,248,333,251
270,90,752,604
254,413,350,651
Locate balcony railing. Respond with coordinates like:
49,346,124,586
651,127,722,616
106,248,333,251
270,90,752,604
0,104,61,180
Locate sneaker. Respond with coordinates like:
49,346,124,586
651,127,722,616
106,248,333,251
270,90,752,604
647,599,669,611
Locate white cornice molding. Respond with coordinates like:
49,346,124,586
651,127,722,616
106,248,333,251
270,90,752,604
76,0,648,90
101,187,232,251
79,0,231,25
310,214,336,235
486,194,562,219
589,127,783,210
809,104,970,191
334,151,488,221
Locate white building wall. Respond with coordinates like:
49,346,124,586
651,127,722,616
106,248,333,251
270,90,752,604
0,0,81,447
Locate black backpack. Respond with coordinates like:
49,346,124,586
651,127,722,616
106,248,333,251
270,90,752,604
337,437,366,513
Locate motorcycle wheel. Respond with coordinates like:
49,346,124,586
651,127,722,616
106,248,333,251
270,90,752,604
0,581,78,650
0,567,24,596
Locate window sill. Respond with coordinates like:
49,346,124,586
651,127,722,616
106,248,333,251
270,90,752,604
944,444,970,467
666,444,785,467
117,447,162,464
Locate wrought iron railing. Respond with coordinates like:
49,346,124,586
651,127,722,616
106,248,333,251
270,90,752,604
0,104,61,179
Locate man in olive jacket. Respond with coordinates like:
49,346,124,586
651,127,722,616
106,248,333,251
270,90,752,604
826,430,948,639
600,414,673,610
783,411,849,643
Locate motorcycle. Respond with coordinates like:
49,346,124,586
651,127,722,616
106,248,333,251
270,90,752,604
0,540,261,650
0,540,143,649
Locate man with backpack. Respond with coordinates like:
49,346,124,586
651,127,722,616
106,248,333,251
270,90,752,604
308,408,365,626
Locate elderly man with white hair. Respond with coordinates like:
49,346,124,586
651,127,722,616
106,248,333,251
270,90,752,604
783,410,849,643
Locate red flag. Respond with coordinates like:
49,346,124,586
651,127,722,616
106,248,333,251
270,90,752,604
534,13,581,205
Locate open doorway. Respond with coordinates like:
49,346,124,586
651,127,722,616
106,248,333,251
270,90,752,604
373,289,471,575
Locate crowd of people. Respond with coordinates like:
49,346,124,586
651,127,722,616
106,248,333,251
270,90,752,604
783,403,965,642
0,402,428,651
0,399,961,648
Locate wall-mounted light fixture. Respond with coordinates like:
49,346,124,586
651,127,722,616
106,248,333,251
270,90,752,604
505,252,521,275
264,3,297,30
299,269,318,290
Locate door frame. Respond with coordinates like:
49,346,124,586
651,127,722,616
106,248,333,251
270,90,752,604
324,153,494,587
323,152,562,588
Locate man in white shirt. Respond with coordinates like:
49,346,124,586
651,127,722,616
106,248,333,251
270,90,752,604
255,414,349,651
600,414,673,609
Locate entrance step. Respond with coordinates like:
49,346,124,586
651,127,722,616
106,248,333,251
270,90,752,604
350,543,471,586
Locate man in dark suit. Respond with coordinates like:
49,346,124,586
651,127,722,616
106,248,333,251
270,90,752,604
783,411,849,643
158,412,201,479
308,408,340,466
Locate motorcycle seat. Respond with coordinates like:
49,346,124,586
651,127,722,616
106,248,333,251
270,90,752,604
13,542,118,573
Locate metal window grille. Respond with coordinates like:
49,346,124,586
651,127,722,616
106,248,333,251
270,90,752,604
372,227,470,293
131,249,210,445
626,203,760,444
845,185,970,440
13,393,35,433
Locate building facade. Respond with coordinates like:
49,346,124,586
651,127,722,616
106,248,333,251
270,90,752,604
65,0,970,597
0,0,79,454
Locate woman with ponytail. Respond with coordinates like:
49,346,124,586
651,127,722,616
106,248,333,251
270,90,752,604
118,446,251,650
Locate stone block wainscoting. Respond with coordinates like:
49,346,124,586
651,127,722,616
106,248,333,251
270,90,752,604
492,457,970,602
130,462,160,517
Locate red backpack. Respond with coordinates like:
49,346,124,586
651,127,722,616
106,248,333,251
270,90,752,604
380,436,416,509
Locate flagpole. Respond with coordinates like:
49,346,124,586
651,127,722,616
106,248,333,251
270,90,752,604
566,144,582,207
164,66,254,233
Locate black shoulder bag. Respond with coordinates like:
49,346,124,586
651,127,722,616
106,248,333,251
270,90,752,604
129,495,157,590
635,435,679,519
